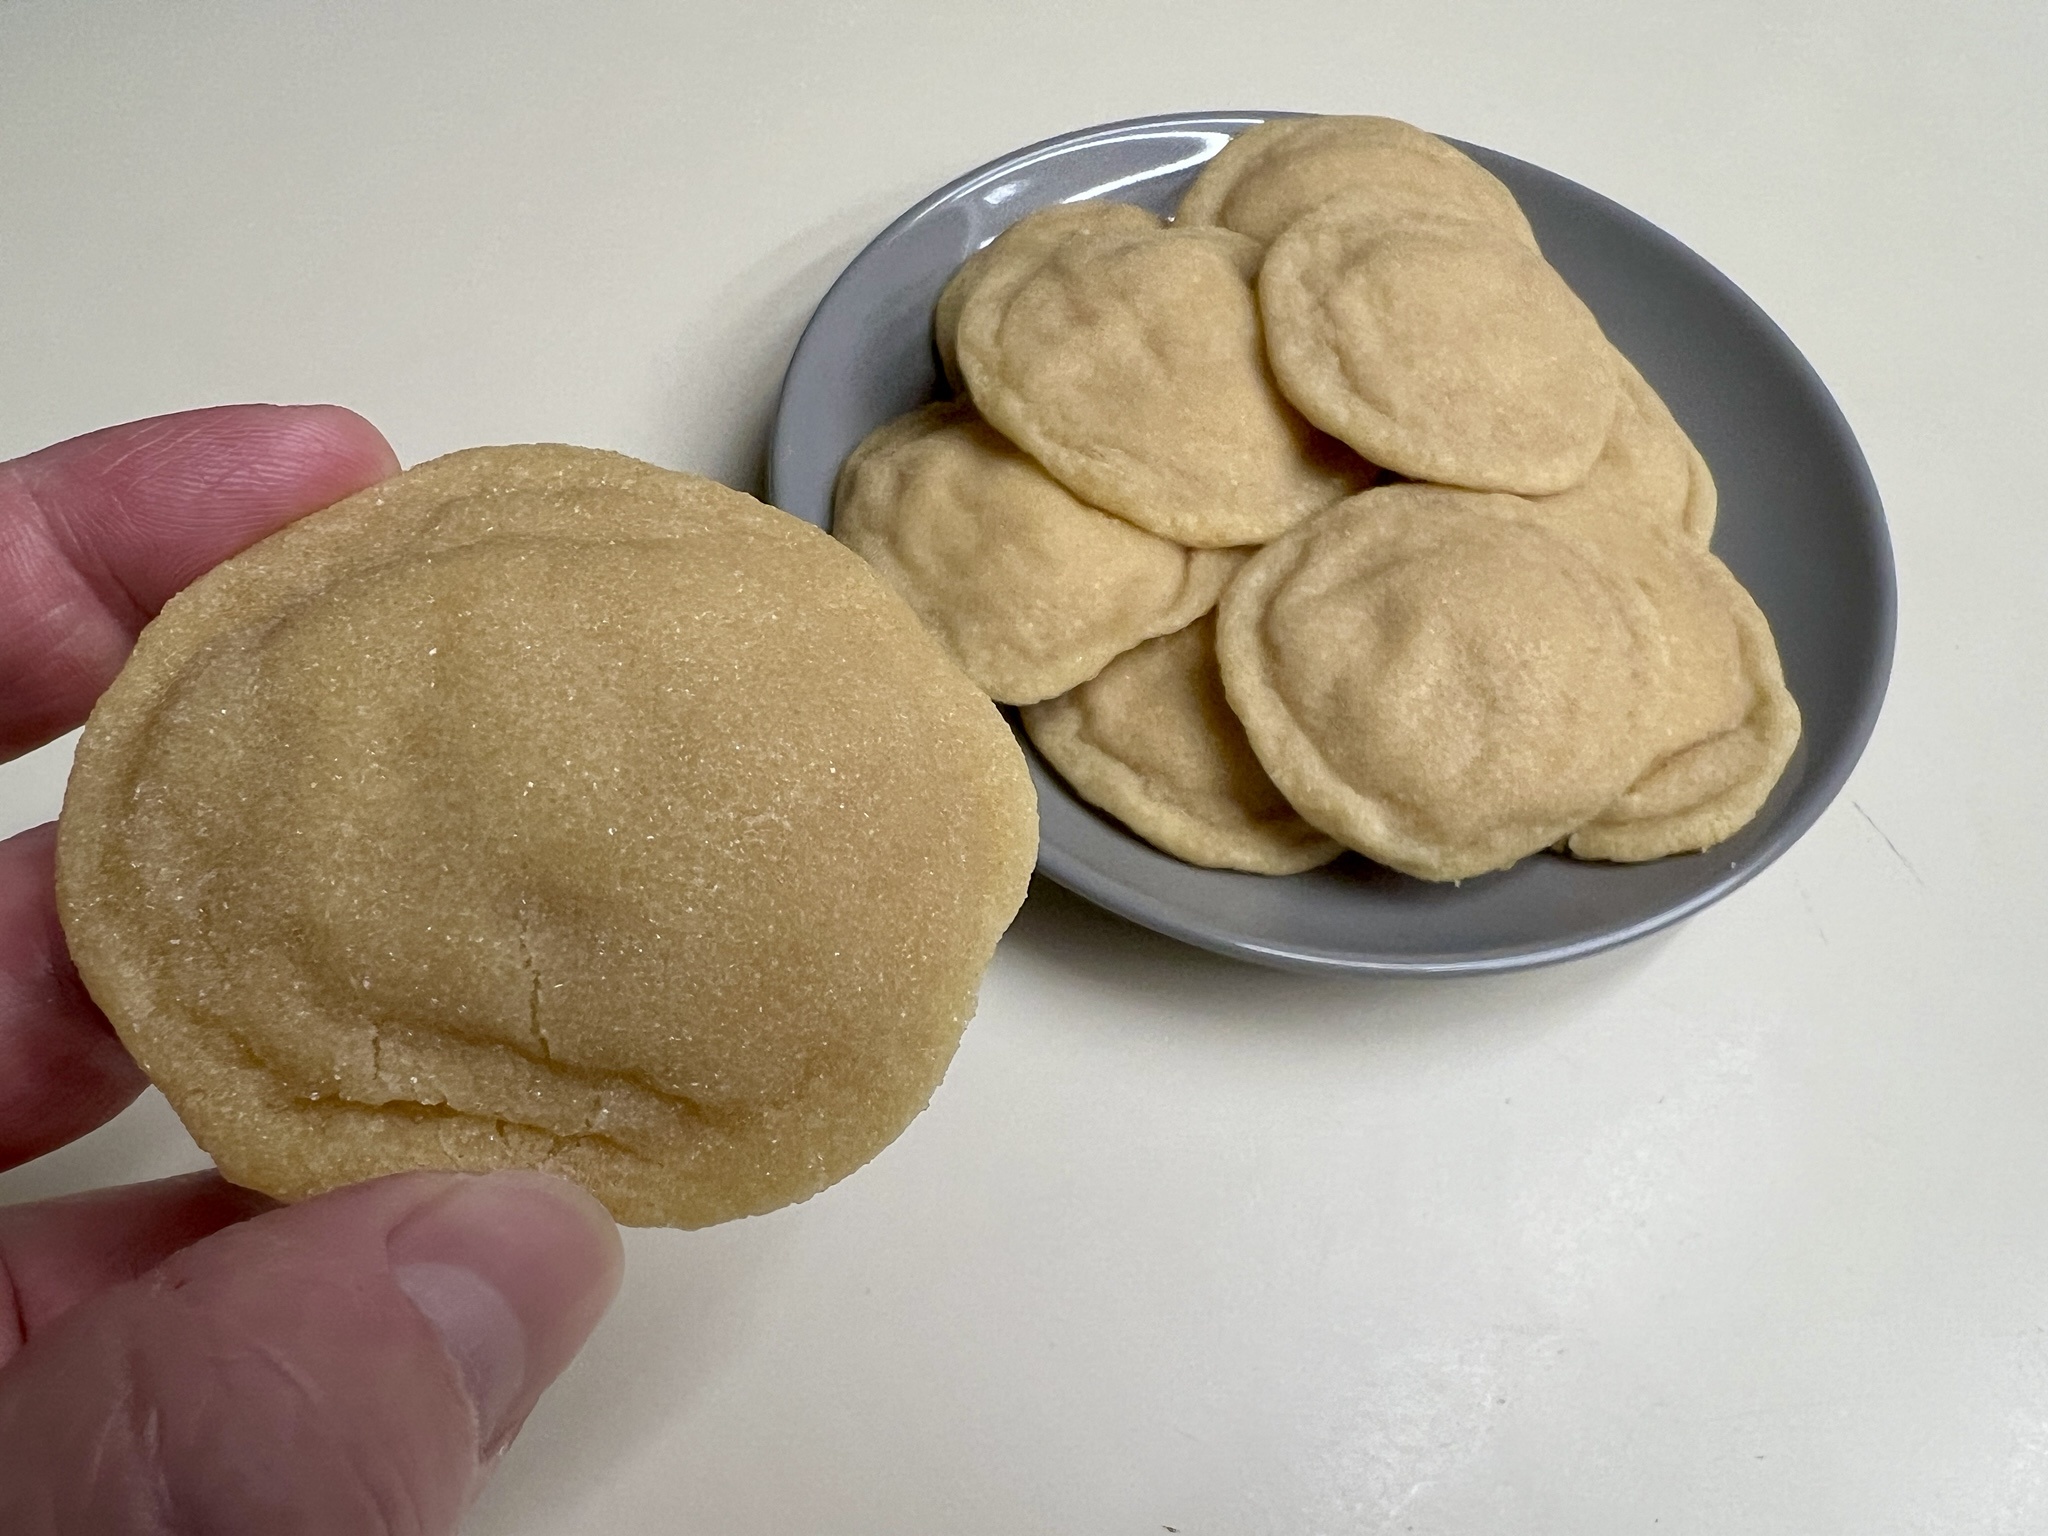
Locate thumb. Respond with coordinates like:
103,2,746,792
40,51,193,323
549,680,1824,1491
0,1169,622,1536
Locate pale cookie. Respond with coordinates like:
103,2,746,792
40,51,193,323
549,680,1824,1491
1260,203,1618,494
1177,114,1539,251
955,221,1374,547
1536,349,1718,547
1557,520,1800,861
833,402,1245,703
1216,485,1675,881
1022,613,1342,876
58,445,1039,1229
933,199,1164,393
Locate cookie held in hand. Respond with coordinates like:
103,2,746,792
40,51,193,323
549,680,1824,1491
58,445,1039,1228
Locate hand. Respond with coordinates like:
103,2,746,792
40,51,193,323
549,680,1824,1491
0,408,624,1534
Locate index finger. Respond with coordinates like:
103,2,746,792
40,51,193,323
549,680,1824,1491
0,405,399,760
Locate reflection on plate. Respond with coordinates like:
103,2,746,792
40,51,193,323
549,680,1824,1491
769,112,1894,975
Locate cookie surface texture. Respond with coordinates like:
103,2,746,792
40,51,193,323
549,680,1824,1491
1022,613,1342,876
955,221,1373,546
1176,115,1539,251
58,445,1040,1228
1260,204,1617,494
1560,523,1800,861
833,403,1244,703
1536,350,1718,546
1216,485,1674,881
932,199,1163,393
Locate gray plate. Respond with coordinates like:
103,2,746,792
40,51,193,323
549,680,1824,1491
768,111,1895,975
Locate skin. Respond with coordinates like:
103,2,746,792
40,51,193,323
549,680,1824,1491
0,407,625,1535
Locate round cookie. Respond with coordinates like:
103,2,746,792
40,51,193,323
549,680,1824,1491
1177,114,1539,251
933,199,1163,393
955,221,1375,547
833,402,1246,704
1260,203,1618,494
1536,349,1718,547
1022,613,1342,876
57,445,1040,1229
1216,484,1676,881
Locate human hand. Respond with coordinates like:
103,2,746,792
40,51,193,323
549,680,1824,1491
0,407,624,1533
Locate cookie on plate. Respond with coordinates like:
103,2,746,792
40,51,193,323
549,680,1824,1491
1536,349,1717,547
1176,114,1538,251
58,445,1039,1228
1217,485,1675,881
932,199,1163,393
833,402,1244,703
1260,204,1617,494
955,221,1373,547
1022,613,1342,876
1556,517,1799,861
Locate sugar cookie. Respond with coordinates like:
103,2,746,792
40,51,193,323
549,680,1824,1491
1177,115,1538,251
833,403,1244,703
1538,350,1717,546
933,199,1163,393
1559,522,1799,860
59,445,1039,1228
1022,613,1342,875
956,222,1373,546
1217,485,1673,880
1260,204,1617,494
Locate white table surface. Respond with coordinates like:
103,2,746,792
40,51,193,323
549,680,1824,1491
3,3,2042,1531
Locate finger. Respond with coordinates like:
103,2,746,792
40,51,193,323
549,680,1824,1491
0,1169,623,1536
0,1171,276,1370
0,403,399,759
0,824,147,1171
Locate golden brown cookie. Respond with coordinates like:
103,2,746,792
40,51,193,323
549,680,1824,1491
1259,203,1618,494
1216,485,1676,881
833,402,1245,703
1022,613,1342,876
58,445,1039,1228
955,221,1373,546
932,199,1164,393
1176,115,1538,251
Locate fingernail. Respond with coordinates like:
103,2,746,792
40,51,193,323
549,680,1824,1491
387,1172,623,1455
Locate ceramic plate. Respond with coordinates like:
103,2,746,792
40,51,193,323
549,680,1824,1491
768,111,1895,974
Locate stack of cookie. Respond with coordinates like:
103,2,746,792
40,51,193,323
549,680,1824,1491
835,115,1799,882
